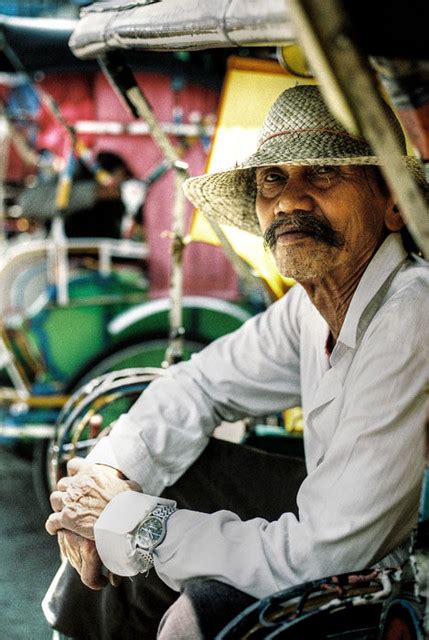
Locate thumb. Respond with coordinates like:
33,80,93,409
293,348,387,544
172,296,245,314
67,457,87,477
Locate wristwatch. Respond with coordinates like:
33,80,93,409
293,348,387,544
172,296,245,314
134,503,177,575
94,491,177,577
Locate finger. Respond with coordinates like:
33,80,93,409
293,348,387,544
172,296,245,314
46,498,98,540
57,530,68,562
108,572,122,588
56,475,74,491
45,511,61,535
80,538,107,591
45,510,70,535
58,530,82,572
67,457,87,477
50,490,66,512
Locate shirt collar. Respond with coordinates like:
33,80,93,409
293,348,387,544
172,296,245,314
337,233,407,350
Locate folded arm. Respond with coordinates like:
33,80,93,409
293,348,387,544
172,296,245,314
96,295,428,597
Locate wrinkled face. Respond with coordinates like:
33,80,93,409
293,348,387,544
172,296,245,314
255,164,398,281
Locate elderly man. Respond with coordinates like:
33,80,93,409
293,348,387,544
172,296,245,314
45,85,429,639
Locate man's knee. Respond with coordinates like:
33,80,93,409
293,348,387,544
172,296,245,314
157,579,256,639
157,591,203,640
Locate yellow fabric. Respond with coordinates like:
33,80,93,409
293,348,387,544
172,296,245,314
190,57,316,299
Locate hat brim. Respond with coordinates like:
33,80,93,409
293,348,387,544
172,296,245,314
184,150,428,236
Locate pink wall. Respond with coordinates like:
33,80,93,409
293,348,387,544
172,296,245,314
4,70,238,299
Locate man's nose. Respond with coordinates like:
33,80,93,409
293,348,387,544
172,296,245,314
274,175,314,216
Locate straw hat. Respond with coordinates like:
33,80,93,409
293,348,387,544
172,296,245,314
183,84,427,236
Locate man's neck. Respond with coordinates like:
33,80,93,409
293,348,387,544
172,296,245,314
300,254,374,343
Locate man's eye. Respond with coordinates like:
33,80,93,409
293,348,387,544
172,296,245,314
256,173,286,197
309,166,339,186
311,166,338,178
264,172,283,183
256,171,285,190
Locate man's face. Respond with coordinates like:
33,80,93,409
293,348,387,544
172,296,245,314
255,164,398,281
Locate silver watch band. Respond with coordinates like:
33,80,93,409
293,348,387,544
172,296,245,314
135,504,176,575
136,548,155,575
152,504,177,520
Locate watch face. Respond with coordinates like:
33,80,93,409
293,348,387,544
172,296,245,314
137,516,163,549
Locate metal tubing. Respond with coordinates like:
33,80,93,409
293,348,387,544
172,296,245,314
99,51,188,364
99,51,264,365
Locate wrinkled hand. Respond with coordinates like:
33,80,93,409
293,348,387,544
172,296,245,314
46,458,141,589
46,457,142,540
57,530,115,590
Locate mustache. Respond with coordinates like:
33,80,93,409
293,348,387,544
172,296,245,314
263,211,345,250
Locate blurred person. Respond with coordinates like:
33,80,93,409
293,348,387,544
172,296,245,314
64,151,134,239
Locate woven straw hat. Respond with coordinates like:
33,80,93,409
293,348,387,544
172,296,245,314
184,84,427,235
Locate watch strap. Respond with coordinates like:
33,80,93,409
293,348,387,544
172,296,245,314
135,503,176,575
151,504,177,522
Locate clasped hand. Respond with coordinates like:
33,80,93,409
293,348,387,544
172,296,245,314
45,457,142,590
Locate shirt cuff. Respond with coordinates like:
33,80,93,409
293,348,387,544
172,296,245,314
94,490,176,577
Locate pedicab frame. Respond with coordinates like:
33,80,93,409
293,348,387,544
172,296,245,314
0,16,257,515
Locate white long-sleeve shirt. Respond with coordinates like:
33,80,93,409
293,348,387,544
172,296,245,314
89,233,429,598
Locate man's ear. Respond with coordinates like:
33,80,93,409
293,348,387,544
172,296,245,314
384,202,405,232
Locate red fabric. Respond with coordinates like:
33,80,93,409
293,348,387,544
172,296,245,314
93,71,238,299
3,70,238,299
0,73,97,181
36,73,96,155
0,83,34,182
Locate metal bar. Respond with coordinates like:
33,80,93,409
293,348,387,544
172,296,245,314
0,423,56,439
165,165,188,365
74,120,215,137
49,216,69,306
289,0,429,257
99,52,187,364
0,106,9,248
99,244,112,277
0,386,68,407
99,51,262,365
0,328,31,395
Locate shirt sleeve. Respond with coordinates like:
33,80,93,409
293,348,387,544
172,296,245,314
85,285,303,495
150,295,428,598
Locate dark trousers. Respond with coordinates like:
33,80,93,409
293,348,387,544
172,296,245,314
45,438,306,639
